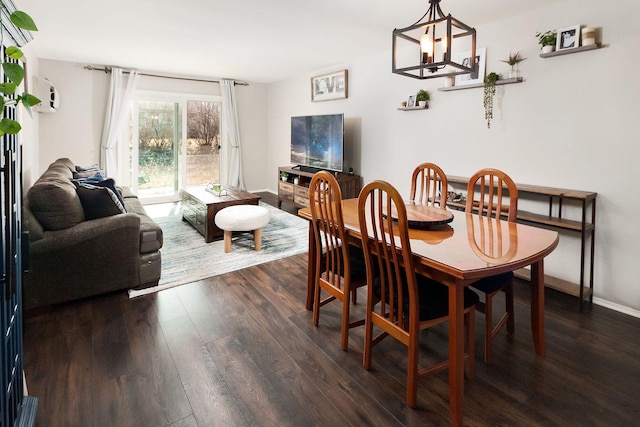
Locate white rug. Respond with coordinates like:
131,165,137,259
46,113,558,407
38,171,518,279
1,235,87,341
129,202,309,298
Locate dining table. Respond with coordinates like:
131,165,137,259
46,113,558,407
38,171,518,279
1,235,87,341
298,199,559,426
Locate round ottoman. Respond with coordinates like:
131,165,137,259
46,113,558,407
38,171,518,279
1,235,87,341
214,205,270,253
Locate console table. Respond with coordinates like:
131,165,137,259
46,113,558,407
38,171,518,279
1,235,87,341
446,176,596,311
278,166,361,209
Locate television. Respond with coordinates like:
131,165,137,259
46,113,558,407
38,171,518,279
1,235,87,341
290,113,344,172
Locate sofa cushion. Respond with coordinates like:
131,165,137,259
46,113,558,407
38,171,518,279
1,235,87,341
76,183,127,220
27,180,85,230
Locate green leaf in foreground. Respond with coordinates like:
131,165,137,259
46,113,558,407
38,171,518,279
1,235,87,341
0,82,17,95
0,118,22,135
5,46,23,60
10,11,38,31
3,63,24,85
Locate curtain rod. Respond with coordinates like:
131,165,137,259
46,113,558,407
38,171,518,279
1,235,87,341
83,65,249,86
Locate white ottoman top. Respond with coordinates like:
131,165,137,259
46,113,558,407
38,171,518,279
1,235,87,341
215,205,270,231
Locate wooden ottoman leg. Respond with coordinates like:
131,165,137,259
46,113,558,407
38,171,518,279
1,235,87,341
254,228,262,251
224,230,232,253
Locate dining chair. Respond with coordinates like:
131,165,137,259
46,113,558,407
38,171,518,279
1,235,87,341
309,170,368,351
409,162,448,208
465,168,518,364
357,180,478,408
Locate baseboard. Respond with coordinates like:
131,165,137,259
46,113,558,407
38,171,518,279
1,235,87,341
593,297,640,319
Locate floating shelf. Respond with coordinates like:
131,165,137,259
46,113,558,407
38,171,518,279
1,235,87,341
397,105,429,111
437,77,523,91
539,43,602,58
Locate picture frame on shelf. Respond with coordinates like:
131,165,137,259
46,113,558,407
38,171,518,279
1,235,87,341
407,94,416,108
557,25,581,51
311,69,348,102
455,47,486,87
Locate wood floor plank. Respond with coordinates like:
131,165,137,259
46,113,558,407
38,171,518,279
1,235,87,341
222,269,351,392
160,314,248,426
24,301,95,427
122,294,194,426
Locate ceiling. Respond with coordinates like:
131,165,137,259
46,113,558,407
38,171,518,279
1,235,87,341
19,0,564,84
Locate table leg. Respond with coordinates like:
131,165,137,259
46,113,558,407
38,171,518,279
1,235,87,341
448,281,464,427
305,221,316,311
530,260,546,355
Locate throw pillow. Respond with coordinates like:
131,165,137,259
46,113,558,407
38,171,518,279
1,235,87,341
72,171,106,183
75,164,100,172
75,183,126,220
92,178,127,211
73,169,105,179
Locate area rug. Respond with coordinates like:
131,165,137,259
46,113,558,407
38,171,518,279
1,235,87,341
129,203,309,298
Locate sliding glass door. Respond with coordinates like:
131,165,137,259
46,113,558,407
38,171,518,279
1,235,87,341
130,93,221,203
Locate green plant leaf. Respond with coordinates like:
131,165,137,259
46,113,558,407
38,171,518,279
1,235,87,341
0,118,22,135
0,98,5,111
0,82,17,95
3,63,24,85
10,11,38,31
18,92,41,108
5,46,23,60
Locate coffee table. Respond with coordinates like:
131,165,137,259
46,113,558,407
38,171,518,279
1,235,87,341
181,185,261,242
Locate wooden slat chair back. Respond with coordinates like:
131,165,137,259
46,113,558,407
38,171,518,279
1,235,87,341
465,168,518,222
465,168,518,363
309,171,367,350
357,180,477,408
409,162,448,208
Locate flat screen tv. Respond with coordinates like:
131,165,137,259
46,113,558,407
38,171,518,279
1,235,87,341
290,113,344,172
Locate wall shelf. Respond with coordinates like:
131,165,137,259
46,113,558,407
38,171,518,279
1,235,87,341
397,105,429,111
437,77,523,92
540,43,601,58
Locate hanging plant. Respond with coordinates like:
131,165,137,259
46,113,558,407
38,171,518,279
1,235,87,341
483,72,499,129
0,2,40,136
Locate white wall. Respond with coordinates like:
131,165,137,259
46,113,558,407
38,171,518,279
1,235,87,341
32,59,269,192
267,0,640,314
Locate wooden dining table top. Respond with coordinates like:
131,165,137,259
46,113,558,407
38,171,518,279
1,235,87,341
300,198,559,284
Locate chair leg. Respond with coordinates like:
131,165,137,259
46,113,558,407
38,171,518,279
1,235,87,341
406,339,419,408
363,309,373,370
313,282,321,326
484,293,493,364
505,283,515,334
340,290,350,351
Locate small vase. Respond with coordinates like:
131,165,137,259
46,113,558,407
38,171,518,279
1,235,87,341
508,64,520,79
542,45,554,54
418,100,427,108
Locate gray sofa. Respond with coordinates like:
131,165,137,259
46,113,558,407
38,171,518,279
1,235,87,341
22,158,162,310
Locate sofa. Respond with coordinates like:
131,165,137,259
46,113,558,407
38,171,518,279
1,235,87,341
22,158,163,310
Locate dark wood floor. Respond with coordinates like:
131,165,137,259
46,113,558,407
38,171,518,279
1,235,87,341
23,193,640,426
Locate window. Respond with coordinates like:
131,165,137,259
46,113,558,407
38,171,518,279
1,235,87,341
129,92,222,203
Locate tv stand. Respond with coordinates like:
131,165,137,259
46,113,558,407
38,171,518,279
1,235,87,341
278,166,361,209
298,165,321,173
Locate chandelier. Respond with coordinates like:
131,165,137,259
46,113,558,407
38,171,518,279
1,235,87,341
392,0,477,80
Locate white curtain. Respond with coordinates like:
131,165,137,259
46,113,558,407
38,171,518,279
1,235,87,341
100,67,139,180
220,79,245,189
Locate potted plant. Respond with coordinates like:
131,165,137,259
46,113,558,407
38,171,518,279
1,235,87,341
416,89,430,108
280,171,288,182
536,30,557,53
499,51,526,79
483,72,499,129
